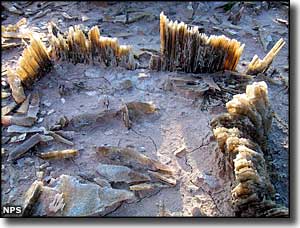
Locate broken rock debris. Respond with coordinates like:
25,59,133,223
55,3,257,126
96,146,174,174
96,164,151,184
23,175,135,216
96,146,176,187
6,68,26,104
22,180,43,216
9,133,53,161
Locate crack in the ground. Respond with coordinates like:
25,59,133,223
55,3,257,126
70,157,82,173
189,131,211,153
273,111,288,131
103,201,125,217
132,187,166,204
197,185,224,216
187,131,211,166
131,128,158,153
184,156,193,173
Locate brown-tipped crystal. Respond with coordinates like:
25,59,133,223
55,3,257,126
210,81,288,217
39,149,79,160
151,12,244,73
246,38,285,75
15,34,52,87
48,23,136,70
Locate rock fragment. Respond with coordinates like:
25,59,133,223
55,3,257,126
9,133,50,161
2,101,17,116
31,175,135,216
174,146,187,158
16,94,31,114
148,170,176,186
96,164,151,184
96,146,173,174
129,182,168,191
6,68,26,104
22,180,43,216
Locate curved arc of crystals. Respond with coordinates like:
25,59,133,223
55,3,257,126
14,33,52,87
210,81,288,217
11,22,137,89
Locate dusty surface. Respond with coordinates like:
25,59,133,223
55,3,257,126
1,1,289,216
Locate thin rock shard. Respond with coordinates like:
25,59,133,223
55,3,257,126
6,67,26,104
9,133,47,161
96,163,151,184
22,180,43,216
1,115,36,127
28,175,135,216
96,146,174,174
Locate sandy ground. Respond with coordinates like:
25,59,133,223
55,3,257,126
1,1,289,216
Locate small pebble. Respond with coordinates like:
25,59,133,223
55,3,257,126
46,166,53,172
104,129,114,136
39,162,50,170
1,148,7,156
191,207,204,217
85,91,97,96
47,109,55,115
174,146,187,158
1,80,8,88
138,146,146,152
101,143,111,147
43,100,52,107
37,117,44,123
17,159,25,168
43,175,52,184
24,158,34,166
36,171,44,180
